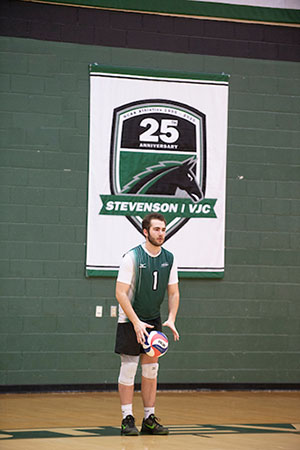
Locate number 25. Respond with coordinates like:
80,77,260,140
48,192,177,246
139,118,179,144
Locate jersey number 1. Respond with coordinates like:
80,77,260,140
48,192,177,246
152,270,159,291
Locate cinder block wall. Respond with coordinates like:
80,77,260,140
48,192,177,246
0,0,299,388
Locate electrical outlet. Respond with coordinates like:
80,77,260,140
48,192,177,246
95,306,103,317
110,305,117,317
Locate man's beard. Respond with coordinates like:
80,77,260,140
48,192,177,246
148,230,165,247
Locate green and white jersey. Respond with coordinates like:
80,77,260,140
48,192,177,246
117,243,178,323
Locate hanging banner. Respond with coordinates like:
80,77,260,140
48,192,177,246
86,64,229,278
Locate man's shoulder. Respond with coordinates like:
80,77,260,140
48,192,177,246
123,244,141,257
121,245,143,266
161,246,174,263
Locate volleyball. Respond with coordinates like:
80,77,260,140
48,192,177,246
143,331,169,358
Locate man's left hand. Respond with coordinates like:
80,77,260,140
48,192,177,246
162,319,180,341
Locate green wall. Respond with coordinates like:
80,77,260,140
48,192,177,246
1,36,299,387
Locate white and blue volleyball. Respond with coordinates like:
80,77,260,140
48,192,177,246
142,331,168,358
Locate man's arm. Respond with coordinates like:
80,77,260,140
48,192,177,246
115,281,153,344
162,282,180,341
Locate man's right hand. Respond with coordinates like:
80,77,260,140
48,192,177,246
133,320,154,344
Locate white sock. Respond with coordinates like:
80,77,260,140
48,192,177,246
144,406,155,419
121,404,133,419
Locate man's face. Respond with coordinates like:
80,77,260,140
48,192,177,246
144,219,166,247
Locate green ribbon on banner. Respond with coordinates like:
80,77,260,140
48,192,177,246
99,195,217,219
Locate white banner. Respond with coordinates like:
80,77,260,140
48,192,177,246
86,65,229,278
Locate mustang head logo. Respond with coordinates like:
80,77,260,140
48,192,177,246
121,157,203,203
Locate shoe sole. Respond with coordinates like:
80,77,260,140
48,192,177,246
140,429,169,435
121,430,139,436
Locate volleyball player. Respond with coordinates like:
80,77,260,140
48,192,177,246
114,213,180,436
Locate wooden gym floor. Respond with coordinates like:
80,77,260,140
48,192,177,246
0,390,299,449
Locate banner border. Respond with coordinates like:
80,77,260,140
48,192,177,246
89,64,230,84
86,269,225,279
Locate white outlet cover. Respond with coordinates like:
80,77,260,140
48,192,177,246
95,306,103,317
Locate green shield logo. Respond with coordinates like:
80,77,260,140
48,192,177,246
109,99,208,240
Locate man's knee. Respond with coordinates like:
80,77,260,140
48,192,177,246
141,363,159,379
118,354,139,386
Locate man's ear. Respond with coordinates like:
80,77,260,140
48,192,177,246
142,228,148,238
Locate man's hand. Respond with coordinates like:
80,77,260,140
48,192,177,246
133,320,154,344
162,319,180,341
116,281,154,344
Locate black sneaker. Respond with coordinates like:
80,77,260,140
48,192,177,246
121,415,139,436
140,414,169,435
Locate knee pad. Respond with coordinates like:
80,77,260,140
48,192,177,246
142,363,159,379
118,354,139,386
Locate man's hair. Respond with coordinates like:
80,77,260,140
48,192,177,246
142,213,166,232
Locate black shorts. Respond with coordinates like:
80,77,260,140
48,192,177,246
115,317,162,356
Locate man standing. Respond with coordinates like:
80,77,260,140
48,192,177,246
115,212,180,436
